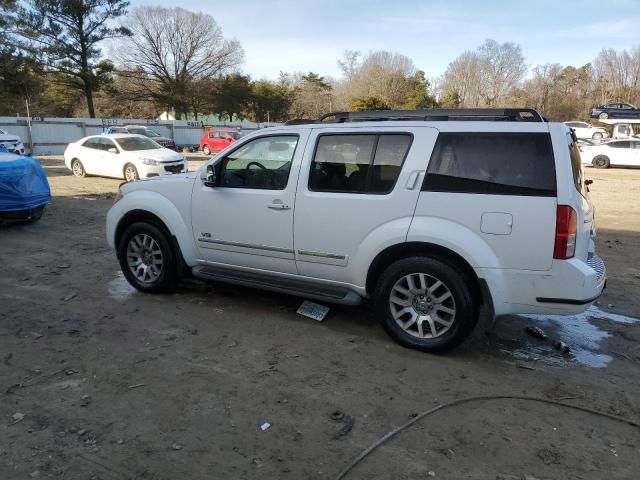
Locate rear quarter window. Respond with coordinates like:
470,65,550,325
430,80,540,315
423,132,556,196
567,134,584,193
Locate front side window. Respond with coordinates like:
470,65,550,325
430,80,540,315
218,135,298,190
116,137,161,151
309,133,412,194
423,132,556,196
100,138,118,152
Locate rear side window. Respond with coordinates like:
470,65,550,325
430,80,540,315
423,133,556,196
610,141,630,149
309,133,412,194
567,134,583,193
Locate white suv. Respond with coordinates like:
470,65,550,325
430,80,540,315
106,109,606,352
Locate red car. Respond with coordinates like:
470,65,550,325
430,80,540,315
200,129,242,155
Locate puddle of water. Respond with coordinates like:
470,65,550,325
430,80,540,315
107,271,137,301
517,306,639,368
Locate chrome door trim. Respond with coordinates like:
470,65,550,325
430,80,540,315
198,237,294,254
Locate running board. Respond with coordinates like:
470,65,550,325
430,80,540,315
191,265,362,306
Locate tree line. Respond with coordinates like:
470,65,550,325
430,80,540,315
1,1,638,122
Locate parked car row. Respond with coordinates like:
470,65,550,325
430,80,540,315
106,125,178,151
580,138,640,168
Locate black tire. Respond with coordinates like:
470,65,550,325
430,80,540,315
28,205,45,223
71,159,86,177
592,155,610,169
598,112,609,120
117,222,178,293
123,163,139,182
202,145,211,155
592,132,603,140
373,256,478,353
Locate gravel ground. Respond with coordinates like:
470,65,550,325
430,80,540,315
0,158,639,479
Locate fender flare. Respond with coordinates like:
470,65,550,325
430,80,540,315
110,190,198,265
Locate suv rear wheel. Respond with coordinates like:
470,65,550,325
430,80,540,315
374,257,477,353
118,222,178,293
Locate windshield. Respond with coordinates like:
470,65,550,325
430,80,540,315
115,136,161,151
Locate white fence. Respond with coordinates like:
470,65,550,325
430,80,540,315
0,116,279,156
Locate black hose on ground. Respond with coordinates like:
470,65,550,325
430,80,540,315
334,394,640,480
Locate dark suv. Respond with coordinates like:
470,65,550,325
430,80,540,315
590,102,640,120
108,126,177,150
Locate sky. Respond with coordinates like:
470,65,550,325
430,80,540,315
133,0,640,80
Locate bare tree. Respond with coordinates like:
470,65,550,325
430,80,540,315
115,6,244,119
441,39,526,107
441,50,483,107
334,50,422,109
593,47,640,104
337,49,360,82
477,39,526,106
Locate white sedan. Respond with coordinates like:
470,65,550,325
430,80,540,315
581,138,640,168
64,134,187,181
564,121,608,140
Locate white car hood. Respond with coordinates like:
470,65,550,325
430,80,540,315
132,148,183,162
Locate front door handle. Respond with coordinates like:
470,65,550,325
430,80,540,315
267,199,290,210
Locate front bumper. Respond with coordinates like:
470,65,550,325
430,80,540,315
141,161,187,178
2,142,25,155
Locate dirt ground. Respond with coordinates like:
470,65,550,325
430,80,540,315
1,158,639,480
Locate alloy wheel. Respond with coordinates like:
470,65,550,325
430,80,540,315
72,161,84,176
125,165,138,182
389,272,456,339
126,233,163,284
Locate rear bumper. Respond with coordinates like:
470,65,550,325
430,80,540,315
478,254,606,316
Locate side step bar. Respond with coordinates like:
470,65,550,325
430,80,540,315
191,265,362,306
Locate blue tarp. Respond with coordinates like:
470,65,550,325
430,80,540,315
0,149,52,212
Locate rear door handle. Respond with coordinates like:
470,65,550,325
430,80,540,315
267,199,290,210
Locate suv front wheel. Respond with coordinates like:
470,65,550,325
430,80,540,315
118,222,178,293
374,257,477,353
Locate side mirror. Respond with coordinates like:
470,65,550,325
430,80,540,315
108,147,118,154
204,164,217,187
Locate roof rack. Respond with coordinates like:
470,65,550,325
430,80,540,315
317,108,545,123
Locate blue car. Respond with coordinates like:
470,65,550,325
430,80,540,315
0,149,51,224
590,102,640,120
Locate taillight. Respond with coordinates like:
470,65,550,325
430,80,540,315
554,205,577,259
